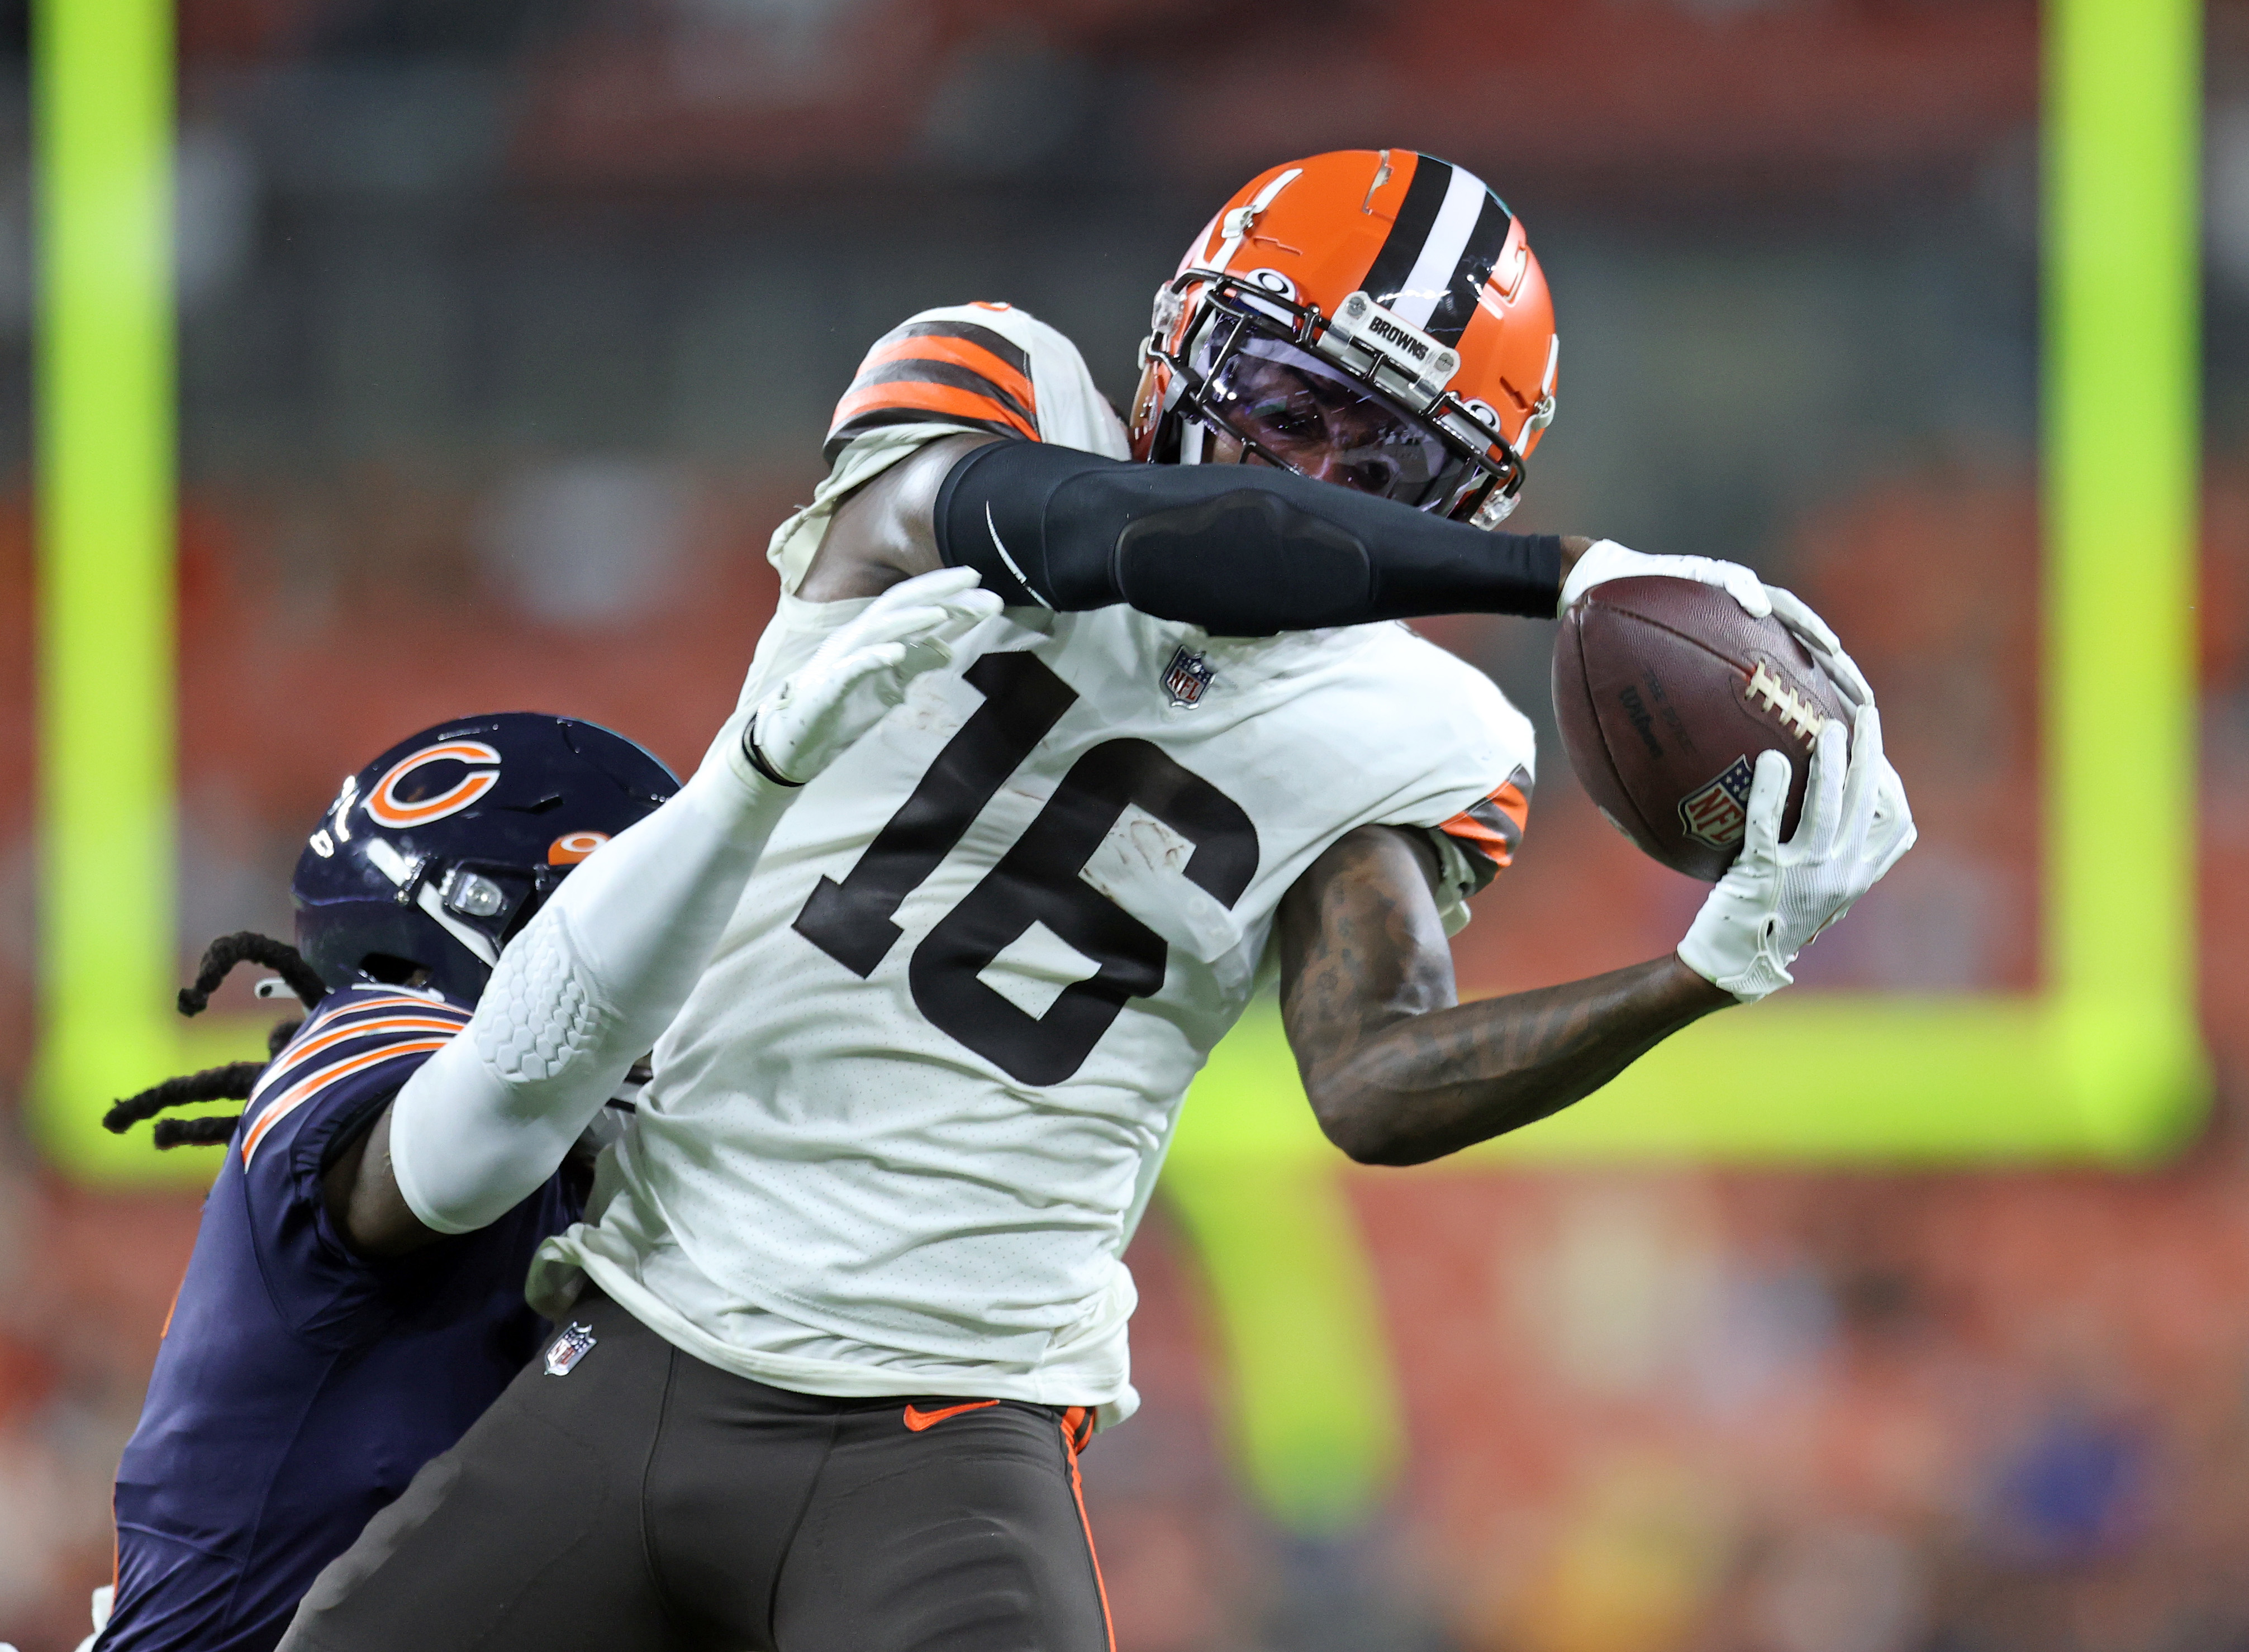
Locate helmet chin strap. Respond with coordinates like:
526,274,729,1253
362,835,502,969
1179,418,1206,466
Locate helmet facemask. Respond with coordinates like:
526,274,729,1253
1144,272,1533,527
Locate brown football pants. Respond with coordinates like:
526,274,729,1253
275,1289,1113,1652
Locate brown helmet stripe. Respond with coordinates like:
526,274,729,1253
1359,154,1455,310
1423,190,1514,348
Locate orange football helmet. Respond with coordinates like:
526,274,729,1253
1130,149,1558,527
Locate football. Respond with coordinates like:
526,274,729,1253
1552,575,1853,882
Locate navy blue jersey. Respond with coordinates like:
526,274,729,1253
102,985,582,1652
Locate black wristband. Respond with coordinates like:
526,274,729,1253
739,715,805,787
931,438,1562,637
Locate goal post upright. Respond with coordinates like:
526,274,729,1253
30,0,258,1184
1167,0,2209,1526
23,0,2209,1529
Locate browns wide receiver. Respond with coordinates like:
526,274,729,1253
284,150,1912,1651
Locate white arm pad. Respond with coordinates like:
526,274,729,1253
387,726,788,1234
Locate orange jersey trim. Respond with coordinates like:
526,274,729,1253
1059,1410,1116,1650
287,991,472,1035
240,1037,454,1167
859,334,1036,418
1440,777,1530,868
159,1264,189,1340
830,379,1038,440
253,1012,469,1101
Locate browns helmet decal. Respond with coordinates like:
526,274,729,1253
1355,154,1516,349
1135,149,1558,527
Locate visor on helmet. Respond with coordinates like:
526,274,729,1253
1196,332,1477,511
1156,277,1526,525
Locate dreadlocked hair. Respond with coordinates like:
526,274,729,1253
177,931,325,1016
154,1115,246,1149
103,1061,264,1147
105,932,327,1150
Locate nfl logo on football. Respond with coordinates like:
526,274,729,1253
1162,645,1216,709
1678,754,1757,849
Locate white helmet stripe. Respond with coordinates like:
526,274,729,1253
1383,166,1488,329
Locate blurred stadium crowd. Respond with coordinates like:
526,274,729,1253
5,0,2249,1647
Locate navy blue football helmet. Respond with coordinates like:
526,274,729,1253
292,712,679,1003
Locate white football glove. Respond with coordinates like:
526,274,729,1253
1676,702,1917,1002
1562,541,1876,710
743,567,1001,785
1761,583,1875,709
1559,537,1771,620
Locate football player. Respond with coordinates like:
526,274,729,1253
280,151,1913,1652
85,712,678,1652
90,581,990,1652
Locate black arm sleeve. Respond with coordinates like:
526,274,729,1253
930,437,1563,637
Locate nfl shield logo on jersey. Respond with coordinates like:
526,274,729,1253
1678,755,1757,849
544,1322,597,1377
1162,646,1216,708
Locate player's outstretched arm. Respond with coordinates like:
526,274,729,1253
1276,826,1730,1165
1277,708,1914,1164
336,571,1001,1254
803,435,1856,660
801,434,1585,624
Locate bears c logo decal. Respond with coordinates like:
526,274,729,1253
365,740,503,828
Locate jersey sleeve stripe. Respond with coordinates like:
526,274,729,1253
840,357,1037,429
858,335,1037,420
822,315,1044,459
880,318,1033,380
240,1039,454,1167
301,992,473,1033
1438,772,1532,891
824,405,1031,461
829,379,1039,442
250,1013,472,1106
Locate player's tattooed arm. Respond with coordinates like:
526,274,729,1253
1276,825,1730,1165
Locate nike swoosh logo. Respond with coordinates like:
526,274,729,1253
903,1399,1002,1432
983,503,1053,608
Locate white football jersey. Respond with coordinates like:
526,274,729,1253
533,303,1536,1422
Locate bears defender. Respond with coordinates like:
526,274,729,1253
89,713,681,1652
283,151,1913,1652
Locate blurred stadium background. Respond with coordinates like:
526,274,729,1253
5,0,2249,1646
